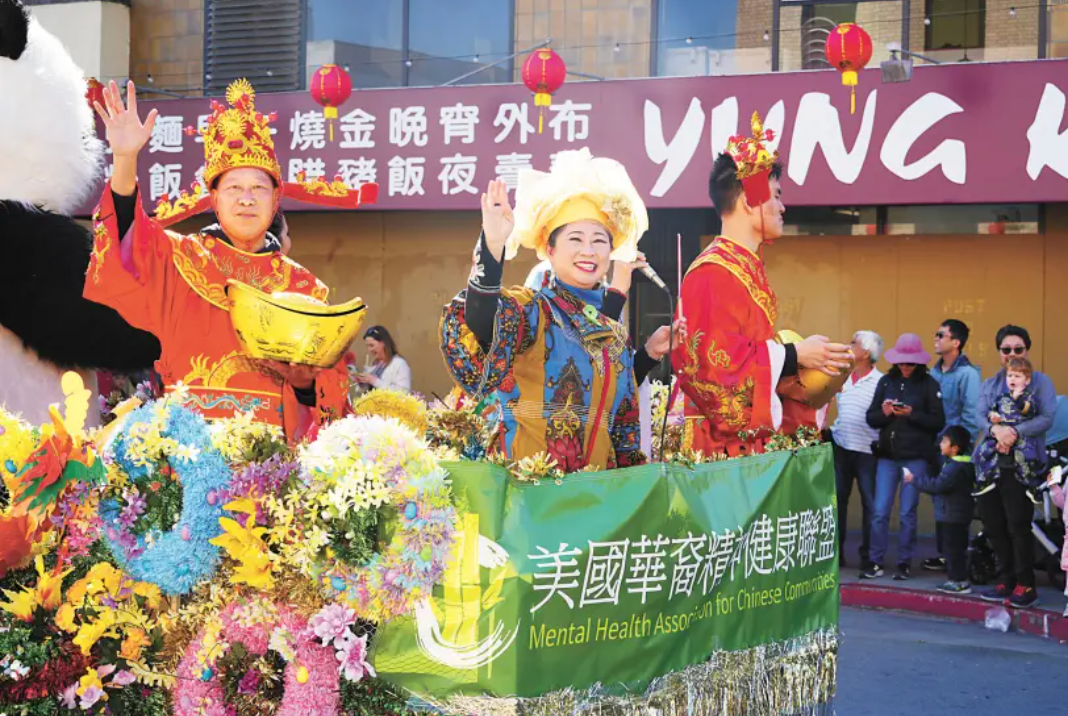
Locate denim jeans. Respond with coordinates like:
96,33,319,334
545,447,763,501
833,440,877,566
870,458,927,567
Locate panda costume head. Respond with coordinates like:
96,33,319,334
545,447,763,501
0,0,103,211
0,0,159,421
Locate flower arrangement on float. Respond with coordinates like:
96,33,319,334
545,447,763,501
0,378,833,715
0,382,465,715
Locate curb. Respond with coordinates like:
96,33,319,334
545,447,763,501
840,582,1068,643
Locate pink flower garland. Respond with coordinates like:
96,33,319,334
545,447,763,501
174,602,339,716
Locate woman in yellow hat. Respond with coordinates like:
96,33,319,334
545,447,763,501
440,149,680,471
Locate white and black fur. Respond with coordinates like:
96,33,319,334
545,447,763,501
0,0,159,389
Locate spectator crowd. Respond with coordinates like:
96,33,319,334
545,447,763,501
829,321,1063,613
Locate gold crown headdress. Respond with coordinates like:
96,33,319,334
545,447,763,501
154,79,379,226
725,111,779,207
194,79,281,189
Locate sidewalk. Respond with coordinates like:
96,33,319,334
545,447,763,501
838,532,1068,642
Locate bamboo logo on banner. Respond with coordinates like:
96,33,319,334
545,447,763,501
412,513,519,671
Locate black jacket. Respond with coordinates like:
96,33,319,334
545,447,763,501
866,369,945,460
912,457,976,523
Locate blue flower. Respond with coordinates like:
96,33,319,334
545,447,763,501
103,403,232,596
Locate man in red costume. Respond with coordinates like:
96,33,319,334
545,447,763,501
673,113,852,456
85,80,374,439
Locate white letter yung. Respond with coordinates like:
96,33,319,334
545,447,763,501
1026,83,1068,181
645,98,705,197
880,92,965,184
788,90,877,186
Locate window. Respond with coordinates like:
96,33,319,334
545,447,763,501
1050,3,1068,59
408,0,512,87
304,0,510,89
800,3,858,70
885,204,1039,235
925,0,986,52
655,0,739,77
206,0,305,93
306,0,404,88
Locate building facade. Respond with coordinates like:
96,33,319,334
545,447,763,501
24,0,1068,536
26,0,1068,405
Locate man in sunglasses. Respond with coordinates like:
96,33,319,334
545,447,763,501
975,325,1057,609
924,319,982,572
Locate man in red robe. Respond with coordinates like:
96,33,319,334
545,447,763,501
672,113,852,457
85,80,374,439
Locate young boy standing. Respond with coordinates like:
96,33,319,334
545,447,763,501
904,425,976,594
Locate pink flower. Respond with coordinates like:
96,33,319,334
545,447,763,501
60,683,78,710
309,603,356,647
335,631,376,683
111,670,137,687
79,684,105,710
237,668,260,695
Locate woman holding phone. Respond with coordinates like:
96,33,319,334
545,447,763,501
863,333,945,582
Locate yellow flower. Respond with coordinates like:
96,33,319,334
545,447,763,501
73,610,116,655
67,562,117,606
119,628,150,661
77,667,105,696
211,515,275,591
230,553,274,591
33,556,70,611
0,587,37,621
55,602,77,632
223,497,257,516
132,581,162,611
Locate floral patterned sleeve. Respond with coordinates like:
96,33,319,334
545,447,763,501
439,235,540,398
610,390,646,467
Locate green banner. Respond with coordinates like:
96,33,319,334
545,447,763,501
373,444,839,700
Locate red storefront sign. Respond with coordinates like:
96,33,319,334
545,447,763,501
82,60,1068,214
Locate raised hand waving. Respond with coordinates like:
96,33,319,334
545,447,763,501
92,80,158,159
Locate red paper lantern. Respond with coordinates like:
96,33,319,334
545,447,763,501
85,77,105,112
522,48,566,134
310,64,353,142
825,22,873,115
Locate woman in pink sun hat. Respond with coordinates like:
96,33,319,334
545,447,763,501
862,333,946,582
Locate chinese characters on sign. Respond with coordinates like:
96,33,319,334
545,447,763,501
527,505,837,614
85,61,1068,216
121,97,593,207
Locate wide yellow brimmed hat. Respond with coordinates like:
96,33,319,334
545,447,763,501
505,148,647,262
227,281,367,367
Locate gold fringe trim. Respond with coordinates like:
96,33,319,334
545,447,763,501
422,629,838,716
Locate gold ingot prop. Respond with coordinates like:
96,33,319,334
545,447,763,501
774,330,854,410
227,280,367,367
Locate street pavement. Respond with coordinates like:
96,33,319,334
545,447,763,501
836,607,1067,715
840,532,1066,614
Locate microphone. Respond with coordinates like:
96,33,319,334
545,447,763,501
639,265,670,293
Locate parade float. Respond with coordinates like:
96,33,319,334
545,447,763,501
0,3,838,711
0,377,839,716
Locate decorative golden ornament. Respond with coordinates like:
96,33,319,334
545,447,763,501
227,281,367,368
351,389,429,434
774,329,854,409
